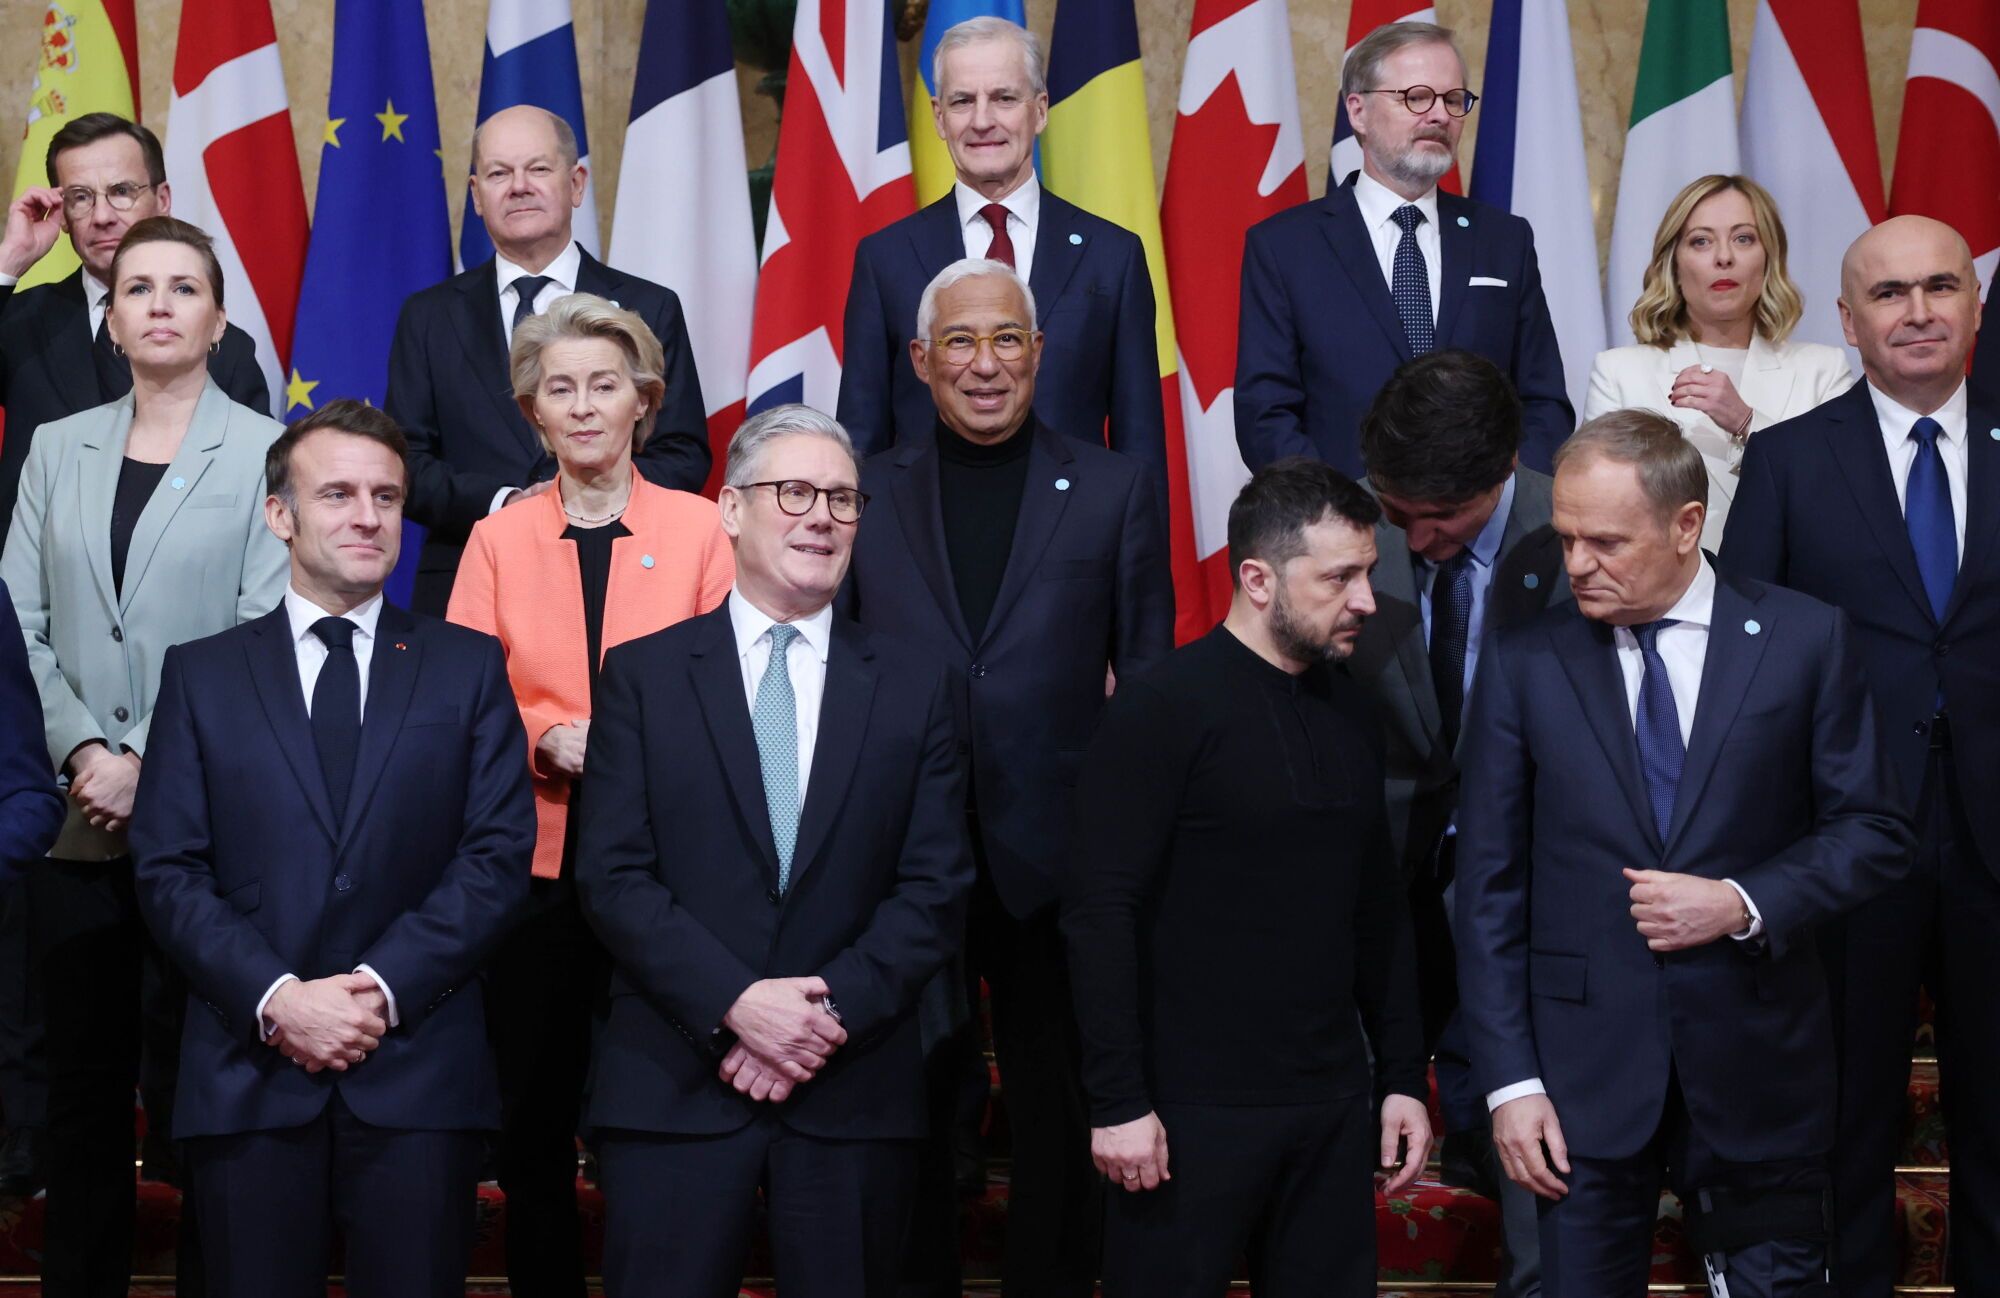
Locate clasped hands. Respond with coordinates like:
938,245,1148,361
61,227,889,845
67,743,140,834
264,974,388,1073
1090,1095,1431,1196
716,976,847,1104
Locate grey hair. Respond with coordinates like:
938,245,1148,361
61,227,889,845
915,258,1038,342
510,293,668,452
1552,409,1708,524
470,106,579,174
1340,21,1464,101
933,16,1047,99
724,405,860,489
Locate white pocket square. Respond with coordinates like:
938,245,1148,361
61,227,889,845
1468,275,1509,288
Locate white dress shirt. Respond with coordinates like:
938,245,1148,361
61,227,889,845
954,174,1040,286
256,586,397,1038
488,240,584,515
1486,558,1764,1113
727,588,833,794
84,268,111,339
1351,171,1441,323
1872,379,1969,563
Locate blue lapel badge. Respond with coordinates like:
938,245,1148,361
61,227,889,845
1522,572,1538,589
1069,233,1082,245
1744,619,1762,636
1456,215,1469,228
1055,478,1071,491
170,476,186,491
641,554,656,569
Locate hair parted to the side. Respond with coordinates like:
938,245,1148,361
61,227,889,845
1340,21,1463,101
470,105,579,174
108,216,226,307
724,405,859,490
46,112,166,187
1226,458,1383,589
1629,174,1802,348
510,293,669,452
916,258,1038,342
1360,349,1521,502
933,16,1047,99
1553,408,1708,524
266,399,411,510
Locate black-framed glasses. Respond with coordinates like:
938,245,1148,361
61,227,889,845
929,328,1034,364
59,181,157,219
745,480,869,523
1358,85,1478,117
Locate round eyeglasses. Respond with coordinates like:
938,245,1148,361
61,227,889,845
1358,85,1479,117
745,480,869,524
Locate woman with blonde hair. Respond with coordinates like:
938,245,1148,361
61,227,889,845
446,291,733,1296
1585,174,1853,545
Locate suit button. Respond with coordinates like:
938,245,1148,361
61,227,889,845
111,627,123,643
969,664,987,678
334,873,353,892
1936,641,1951,657
112,706,129,723
766,888,781,905
1914,719,1931,736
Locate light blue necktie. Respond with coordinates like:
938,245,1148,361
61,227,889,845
753,623,802,892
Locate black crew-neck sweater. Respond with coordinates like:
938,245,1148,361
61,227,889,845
935,418,1032,639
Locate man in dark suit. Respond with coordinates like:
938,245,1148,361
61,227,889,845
0,109,268,1200
1347,349,1566,1298
844,259,1173,1297
1234,22,1570,478
1457,410,1913,1295
385,105,710,614
1722,215,2000,1297
838,17,1163,482
130,400,536,1296
575,404,974,1298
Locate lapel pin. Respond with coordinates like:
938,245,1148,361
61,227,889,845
1989,428,1999,440
641,554,656,569
395,642,407,651
170,476,185,491
1457,215,1470,228
1069,233,1083,245
1744,619,1761,636
1055,477,1071,491
1522,572,1539,589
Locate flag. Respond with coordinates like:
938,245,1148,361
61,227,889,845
1741,0,1883,351
609,0,757,495
1327,1,1461,196
1044,0,1204,642
10,0,141,290
745,0,913,417
910,0,1029,205
1890,0,2000,296
1160,0,1306,630
1470,0,1604,412
459,0,599,268
162,0,310,417
288,0,453,608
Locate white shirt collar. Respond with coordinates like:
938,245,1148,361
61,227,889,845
1868,378,1968,447
1659,555,1717,630
727,588,834,664
284,585,385,645
1352,170,1439,236
954,173,1041,235
83,267,110,310
495,240,583,299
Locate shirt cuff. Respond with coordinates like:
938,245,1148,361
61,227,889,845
353,963,400,1028
1723,878,1764,941
256,973,299,1042
1487,1078,1547,1111
488,485,519,515
0,272,17,288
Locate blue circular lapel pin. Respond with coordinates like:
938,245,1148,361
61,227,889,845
1457,215,1470,227
1055,478,1071,491
170,476,185,491
1069,233,1082,245
1522,572,1539,589
641,554,656,569
1990,427,2000,441
1744,619,1762,636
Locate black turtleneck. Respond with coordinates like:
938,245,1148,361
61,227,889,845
935,417,1032,639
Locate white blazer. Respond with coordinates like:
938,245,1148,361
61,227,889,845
1584,334,1854,548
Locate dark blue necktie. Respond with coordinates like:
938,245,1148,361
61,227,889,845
1905,416,1957,622
1632,619,1684,842
310,617,361,821
511,274,552,332
1390,204,1434,356
1428,550,1474,747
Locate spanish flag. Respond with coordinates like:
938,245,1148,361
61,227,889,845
10,1,142,289
1043,0,1206,643
910,0,1030,206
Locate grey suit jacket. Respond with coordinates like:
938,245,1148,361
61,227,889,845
1348,468,1572,878
3,381,289,858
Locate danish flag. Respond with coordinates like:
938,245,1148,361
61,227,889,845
746,0,913,417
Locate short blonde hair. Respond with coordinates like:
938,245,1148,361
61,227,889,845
1629,174,1803,348
510,293,668,453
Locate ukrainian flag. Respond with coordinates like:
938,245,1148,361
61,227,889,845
910,0,1029,205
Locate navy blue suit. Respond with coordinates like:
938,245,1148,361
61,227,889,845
1974,310,2000,412
1454,570,1911,1294
131,603,535,1296
1235,185,1572,477
837,191,1165,477
0,578,62,880
1722,378,2000,1295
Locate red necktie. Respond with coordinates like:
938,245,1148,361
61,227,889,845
979,203,1016,268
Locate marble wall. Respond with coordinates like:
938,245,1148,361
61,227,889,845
0,0,1920,270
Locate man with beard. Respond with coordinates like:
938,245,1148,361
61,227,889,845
1234,22,1571,477
1062,458,1430,1298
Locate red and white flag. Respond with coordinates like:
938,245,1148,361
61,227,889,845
1890,0,2000,297
1328,0,1461,195
1741,0,1883,351
1162,0,1308,626
162,0,307,417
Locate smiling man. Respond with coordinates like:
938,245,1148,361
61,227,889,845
386,104,710,615
838,17,1164,488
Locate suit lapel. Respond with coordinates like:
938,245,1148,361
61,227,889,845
1029,192,1088,313
40,273,100,415
448,262,539,457
979,425,1074,647
1552,613,1661,854
688,612,781,885
909,196,967,286
1739,334,1800,423
789,619,877,889
1318,189,1410,361
337,605,421,848
1434,195,1472,347
1362,531,1444,746
243,609,339,842
1828,383,1937,624
1944,399,2000,626
1662,579,1770,856
1488,477,1566,626
119,384,229,614
75,398,132,616
888,439,976,650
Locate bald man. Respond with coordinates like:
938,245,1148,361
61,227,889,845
386,105,711,615
1723,216,2000,1296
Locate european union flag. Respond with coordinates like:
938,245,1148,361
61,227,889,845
288,0,452,609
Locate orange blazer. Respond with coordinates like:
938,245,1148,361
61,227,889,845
447,477,734,878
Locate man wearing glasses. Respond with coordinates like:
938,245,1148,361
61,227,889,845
1235,21,1572,477
843,259,1173,1297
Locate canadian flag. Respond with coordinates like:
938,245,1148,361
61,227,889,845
1890,0,2000,296
1328,0,1461,195
1161,0,1308,626
162,0,309,416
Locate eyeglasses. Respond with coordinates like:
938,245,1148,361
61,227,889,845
1358,85,1478,117
59,181,157,219
745,480,869,524
928,328,1034,364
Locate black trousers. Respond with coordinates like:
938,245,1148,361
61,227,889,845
489,873,609,1298
1102,1096,1378,1298
1826,744,2000,1295
598,1116,918,1298
1539,1073,1828,1297
27,856,191,1297
0,876,44,1131
183,1091,484,1298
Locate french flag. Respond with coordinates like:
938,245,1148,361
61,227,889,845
609,0,758,494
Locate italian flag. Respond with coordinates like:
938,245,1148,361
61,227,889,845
1605,0,1738,346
